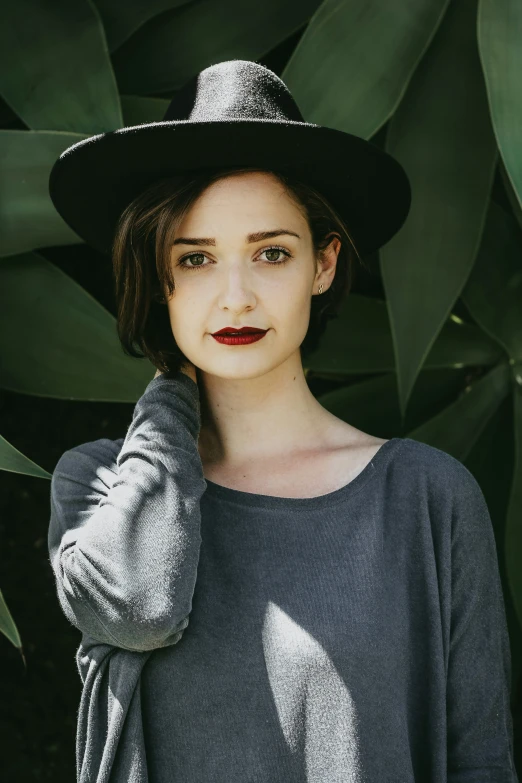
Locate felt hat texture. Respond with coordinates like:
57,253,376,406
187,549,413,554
48,59,412,258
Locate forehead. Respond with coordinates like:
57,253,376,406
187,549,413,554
179,171,304,227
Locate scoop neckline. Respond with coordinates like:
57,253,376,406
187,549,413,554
202,437,406,510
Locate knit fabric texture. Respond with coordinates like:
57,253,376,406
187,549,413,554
48,372,518,782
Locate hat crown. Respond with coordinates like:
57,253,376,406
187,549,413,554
162,60,305,123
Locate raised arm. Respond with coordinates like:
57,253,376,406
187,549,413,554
47,372,207,652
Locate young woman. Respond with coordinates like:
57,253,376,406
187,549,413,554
47,60,517,783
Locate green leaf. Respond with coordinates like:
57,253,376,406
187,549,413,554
96,0,193,52
0,0,121,133
0,588,22,650
121,95,170,126
0,252,154,401
461,200,522,362
406,361,512,459
0,434,51,478
282,0,451,138
381,0,498,423
317,360,512,475
316,366,473,437
112,0,322,96
304,294,504,377
462,200,522,630
499,157,522,237
478,0,522,221
0,130,89,257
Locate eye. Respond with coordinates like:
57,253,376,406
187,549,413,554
177,245,293,271
258,246,292,264
177,252,209,270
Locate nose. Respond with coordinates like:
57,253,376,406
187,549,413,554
217,264,256,313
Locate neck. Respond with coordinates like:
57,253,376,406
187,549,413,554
196,352,334,469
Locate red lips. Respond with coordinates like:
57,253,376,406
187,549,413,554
212,326,268,335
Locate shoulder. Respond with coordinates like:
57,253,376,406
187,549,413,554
391,437,484,503
390,439,493,554
395,436,470,471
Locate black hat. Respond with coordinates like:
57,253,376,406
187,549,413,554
48,59,411,259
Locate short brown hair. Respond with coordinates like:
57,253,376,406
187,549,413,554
111,166,365,377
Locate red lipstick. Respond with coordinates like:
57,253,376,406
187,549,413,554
211,326,268,345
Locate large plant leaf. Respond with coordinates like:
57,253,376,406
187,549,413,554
0,434,51,478
478,0,522,216
0,589,23,655
0,0,121,133
95,0,193,53
406,361,511,458
460,198,522,629
0,130,89,257
112,0,322,96
316,366,472,437
461,200,522,363
499,159,522,235
304,294,504,377
317,361,510,454
282,0,451,138
0,252,154,401
381,0,498,423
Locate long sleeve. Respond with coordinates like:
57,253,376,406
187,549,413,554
446,463,518,782
47,371,207,653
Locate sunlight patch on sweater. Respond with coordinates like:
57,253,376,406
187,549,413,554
262,601,364,782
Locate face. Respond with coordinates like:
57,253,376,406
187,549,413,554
165,170,339,380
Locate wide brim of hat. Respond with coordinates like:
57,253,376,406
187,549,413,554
48,118,411,259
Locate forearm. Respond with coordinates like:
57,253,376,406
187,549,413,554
48,372,206,651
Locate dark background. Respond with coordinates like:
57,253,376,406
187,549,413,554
1,21,521,783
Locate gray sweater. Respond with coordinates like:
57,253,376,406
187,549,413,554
48,372,518,783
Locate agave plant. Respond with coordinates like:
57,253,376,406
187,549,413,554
0,0,520,709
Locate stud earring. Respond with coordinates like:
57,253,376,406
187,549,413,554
318,284,324,294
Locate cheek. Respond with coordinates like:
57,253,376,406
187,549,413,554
274,285,313,343
165,302,187,338
283,278,313,314
167,299,207,347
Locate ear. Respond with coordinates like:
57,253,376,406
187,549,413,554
315,233,342,288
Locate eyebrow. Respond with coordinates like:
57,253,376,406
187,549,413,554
172,229,301,247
